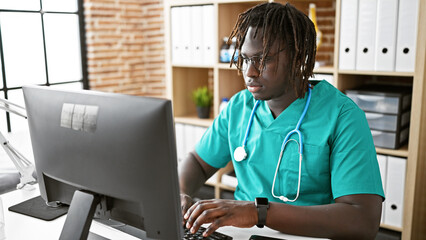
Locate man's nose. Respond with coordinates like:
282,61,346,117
244,60,260,78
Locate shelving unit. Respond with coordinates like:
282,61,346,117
164,1,426,239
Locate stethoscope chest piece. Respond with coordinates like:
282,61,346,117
233,87,312,203
234,146,247,162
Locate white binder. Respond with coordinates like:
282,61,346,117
194,126,207,144
338,0,359,70
184,124,197,154
202,5,215,65
175,123,186,163
191,6,204,65
395,0,419,72
374,0,399,71
170,7,183,65
355,0,378,71
377,154,387,223
181,6,193,65
384,156,406,228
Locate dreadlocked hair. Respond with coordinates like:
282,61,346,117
228,2,317,98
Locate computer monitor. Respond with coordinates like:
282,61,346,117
22,85,183,239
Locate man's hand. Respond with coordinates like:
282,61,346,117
180,193,194,225
183,199,258,237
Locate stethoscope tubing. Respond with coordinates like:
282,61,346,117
235,87,312,202
242,99,261,148
272,140,303,202
281,87,312,154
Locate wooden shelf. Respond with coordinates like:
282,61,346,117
338,70,415,77
217,64,335,72
218,64,335,73
380,224,403,233
376,145,409,158
218,63,236,70
175,116,214,127
172,64,213,69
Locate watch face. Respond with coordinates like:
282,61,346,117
256,197,268,206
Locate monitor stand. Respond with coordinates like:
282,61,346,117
58,190,154,240
88,232,110,240
8,195,68,221
59,190,100,240
94,218,150,239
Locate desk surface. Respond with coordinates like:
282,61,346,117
0,186,326,240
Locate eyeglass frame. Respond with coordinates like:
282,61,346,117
233,48,286,73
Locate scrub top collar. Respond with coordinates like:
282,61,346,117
256,84,317,133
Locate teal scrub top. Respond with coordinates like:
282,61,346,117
196,80,385,206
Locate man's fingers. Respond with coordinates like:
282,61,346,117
202,217,229,237
180,194,194,221
188,208,228,233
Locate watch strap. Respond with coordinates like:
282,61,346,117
255,197,269,228
256,205,268,228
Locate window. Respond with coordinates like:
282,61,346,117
0,0,88,134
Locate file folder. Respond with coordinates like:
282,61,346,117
395,0,419,72
195,126,207,145
374,0,399,71
355,0,378,71
181,6,193,65
191,6,204,65
202,5,215,65
384,156,406,228
170,7,183,65
377,154,387,223
339,0,358,70
175,123,186,163
184,124,197,154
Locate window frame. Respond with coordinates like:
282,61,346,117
0,0,88,132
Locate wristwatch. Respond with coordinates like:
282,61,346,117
255,197,269,228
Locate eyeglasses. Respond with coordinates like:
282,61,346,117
234,48,286,72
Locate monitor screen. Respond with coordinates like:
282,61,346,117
22,85,182,239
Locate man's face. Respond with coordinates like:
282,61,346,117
240,27,292,101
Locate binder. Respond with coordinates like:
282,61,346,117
191,6,204,65
183,124,196,154
395,0,419,72
338,0,359,70
194,126,207,144
170,7,183,65
175,123,186,163
384,156,406,228
377,154,387,223
374,0,399,71
355,0,378,71
181,6,193,65
202,5,215,65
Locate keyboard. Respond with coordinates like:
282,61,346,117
94,218,232,239
183,226,233,240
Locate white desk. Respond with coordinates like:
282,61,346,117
1,186,326,240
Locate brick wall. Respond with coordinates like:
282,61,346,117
313,1,336,66
84,0,166,97
291,0,336,66
83,0,335,98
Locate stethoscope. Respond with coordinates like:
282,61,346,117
233,87,312,203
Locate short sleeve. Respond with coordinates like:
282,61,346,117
330,103,385,199
195,101,232,169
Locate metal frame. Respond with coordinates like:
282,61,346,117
0,0,89,132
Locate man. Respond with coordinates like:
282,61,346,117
179,3,384,239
